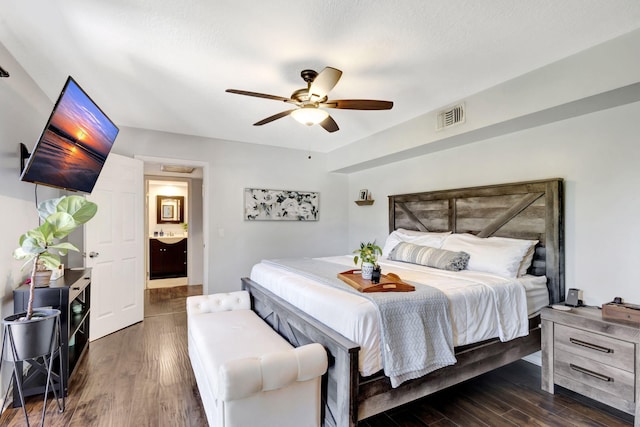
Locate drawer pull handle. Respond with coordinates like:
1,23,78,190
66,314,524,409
569,338,613,353
569,364,613,382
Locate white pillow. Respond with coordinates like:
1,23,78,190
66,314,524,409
518,245,537,277
441,233,538,278
381,229,451,257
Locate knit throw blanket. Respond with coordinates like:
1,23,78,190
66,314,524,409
263,258,456,387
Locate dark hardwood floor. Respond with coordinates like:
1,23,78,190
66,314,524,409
1,285,633,426
0,285,206,427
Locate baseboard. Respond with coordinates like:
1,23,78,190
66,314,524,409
522,350,542,366
146,277,188,289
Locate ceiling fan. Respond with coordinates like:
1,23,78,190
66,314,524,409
226,67,393,133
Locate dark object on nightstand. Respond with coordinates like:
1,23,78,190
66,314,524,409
565,288,583,307
602,300,640,324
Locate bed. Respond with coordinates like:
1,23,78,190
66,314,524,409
241,178,564,427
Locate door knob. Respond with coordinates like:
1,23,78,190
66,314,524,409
89,251,100,258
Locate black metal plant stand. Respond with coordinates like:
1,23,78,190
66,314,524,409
0,309,65,427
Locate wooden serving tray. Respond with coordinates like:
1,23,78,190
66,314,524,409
337,269,415,293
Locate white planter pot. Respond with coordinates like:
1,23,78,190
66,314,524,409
361,262,374,280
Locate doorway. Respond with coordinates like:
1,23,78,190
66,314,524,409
146,178,191,289
136,155,209,301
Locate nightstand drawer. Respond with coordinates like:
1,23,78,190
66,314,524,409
554,324,634,372
555,349,635,401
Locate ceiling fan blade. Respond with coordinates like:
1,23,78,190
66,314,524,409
226,89,294,103
321,99,393,110
253,109,297,126
308,67,342,101
318,115,339,133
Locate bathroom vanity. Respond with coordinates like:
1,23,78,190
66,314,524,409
149,237,187,279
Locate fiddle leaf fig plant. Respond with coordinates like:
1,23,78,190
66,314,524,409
13,195,97,320
353,241,382,267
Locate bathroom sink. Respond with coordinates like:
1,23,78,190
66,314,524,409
153,237,185,244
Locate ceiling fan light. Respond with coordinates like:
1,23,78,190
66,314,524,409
291,106,329,126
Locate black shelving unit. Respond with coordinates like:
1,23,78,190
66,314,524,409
12,268,91,405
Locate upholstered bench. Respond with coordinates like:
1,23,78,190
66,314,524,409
186,291,328,427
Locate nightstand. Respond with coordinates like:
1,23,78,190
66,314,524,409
541,306,640,425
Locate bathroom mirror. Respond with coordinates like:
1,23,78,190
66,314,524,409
157,195,184,224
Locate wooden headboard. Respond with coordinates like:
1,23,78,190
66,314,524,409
388,178,564,303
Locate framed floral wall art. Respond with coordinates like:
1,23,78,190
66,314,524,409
244,188,319,221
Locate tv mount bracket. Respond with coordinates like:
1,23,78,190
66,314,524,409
19,143,31,174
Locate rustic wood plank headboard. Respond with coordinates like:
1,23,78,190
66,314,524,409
388,178,564,303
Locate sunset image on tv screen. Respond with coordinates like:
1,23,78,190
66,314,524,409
20,77,119,193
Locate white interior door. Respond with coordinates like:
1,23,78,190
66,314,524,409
86,153,144,341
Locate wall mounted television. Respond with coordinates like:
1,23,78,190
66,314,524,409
20,76,119,193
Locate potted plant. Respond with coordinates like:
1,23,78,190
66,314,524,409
12,195,97,321
3,195,97,414
353,241,382,280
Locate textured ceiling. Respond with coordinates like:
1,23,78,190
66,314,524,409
2,1,640,153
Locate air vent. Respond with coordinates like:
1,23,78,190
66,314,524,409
161,165,195,174
437,103,465,130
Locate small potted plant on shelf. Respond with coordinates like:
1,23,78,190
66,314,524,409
353,241,382,280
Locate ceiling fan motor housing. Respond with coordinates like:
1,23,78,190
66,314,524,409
300,69,318,83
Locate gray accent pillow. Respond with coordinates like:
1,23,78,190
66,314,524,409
388,242,470,271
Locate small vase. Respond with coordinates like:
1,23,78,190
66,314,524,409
361,262,374,280
34,270,52,287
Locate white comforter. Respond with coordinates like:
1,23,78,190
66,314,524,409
250,255,547,377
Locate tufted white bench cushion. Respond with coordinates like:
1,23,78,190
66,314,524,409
187,291,327,427
187,291,251,315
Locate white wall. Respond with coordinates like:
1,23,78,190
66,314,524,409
189,178,204,285
114,127,349,293
347,100,640,306
0,44,60,316
0,43,61,393
330,28,640,173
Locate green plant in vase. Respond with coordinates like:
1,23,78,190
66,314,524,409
13,195,97,320
353,241,382,280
